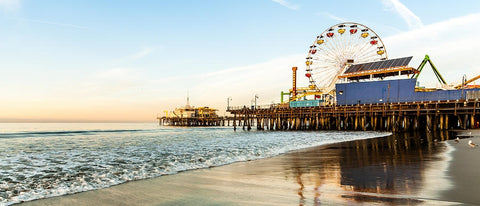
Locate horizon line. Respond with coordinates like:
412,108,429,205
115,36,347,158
0,119,157,123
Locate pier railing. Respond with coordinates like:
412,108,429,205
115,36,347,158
228,103,290,111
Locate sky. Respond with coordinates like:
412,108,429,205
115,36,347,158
1,0,480,122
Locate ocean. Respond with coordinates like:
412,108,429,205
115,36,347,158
0,123,390,205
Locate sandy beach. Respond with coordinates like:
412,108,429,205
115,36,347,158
21,130,480,206
441,130,480,205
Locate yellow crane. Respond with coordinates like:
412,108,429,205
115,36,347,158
454,74,480,89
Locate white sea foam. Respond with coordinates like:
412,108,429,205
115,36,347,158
0,123,390,205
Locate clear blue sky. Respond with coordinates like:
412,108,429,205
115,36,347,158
1,0,479,122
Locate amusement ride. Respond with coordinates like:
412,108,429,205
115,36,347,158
285,22,388,104
284,22,479,105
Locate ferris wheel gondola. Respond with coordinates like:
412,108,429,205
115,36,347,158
305,22,388,95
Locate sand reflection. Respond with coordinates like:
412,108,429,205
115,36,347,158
287,131,453,205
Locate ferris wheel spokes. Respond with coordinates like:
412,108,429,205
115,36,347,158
305,22,388,96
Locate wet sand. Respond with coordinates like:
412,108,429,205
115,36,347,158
441,130,480,205
22,131,480,205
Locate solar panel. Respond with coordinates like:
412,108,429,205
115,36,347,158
360,63,369,71
345,64,358,73
397,58,405,67
344,56,413,74
365,62,374,70
390,58,400,67
372,60,385,70
384,59,395,68
376,60,388,70
355,65,362,72
401,56,413,66
398,58,407,66
355,64,364,72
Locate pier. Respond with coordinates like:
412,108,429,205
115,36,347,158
158,116,235,127
227,100,480,132
158,95,237,127
160,22,480,132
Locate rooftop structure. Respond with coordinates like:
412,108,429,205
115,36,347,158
338,56,418,81
171,97,218,119
159,97,223,126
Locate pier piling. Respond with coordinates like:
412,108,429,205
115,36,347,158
227,100,480,133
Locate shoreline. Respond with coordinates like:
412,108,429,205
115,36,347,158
441,130,480,205
20,130,480,205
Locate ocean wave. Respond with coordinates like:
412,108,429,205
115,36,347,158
0,129,144,139
0,126,390,205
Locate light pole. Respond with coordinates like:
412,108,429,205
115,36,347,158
462,75,466,99
227,97,232,110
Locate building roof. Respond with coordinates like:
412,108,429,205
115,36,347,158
344,56,413,74
338,56,418,80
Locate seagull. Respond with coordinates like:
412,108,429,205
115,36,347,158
455,137,460,143
468,140,478,148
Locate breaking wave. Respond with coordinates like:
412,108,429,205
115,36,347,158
0,123,390,205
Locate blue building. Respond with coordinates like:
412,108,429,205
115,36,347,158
336,78,480,105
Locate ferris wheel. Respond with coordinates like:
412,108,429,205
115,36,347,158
305,22,388,94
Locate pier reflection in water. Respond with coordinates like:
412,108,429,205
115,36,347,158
286,131,453,205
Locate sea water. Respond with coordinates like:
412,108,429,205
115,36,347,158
0,123,389,205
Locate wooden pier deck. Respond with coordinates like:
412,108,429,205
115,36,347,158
227,100,480,132
157,116,236,127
